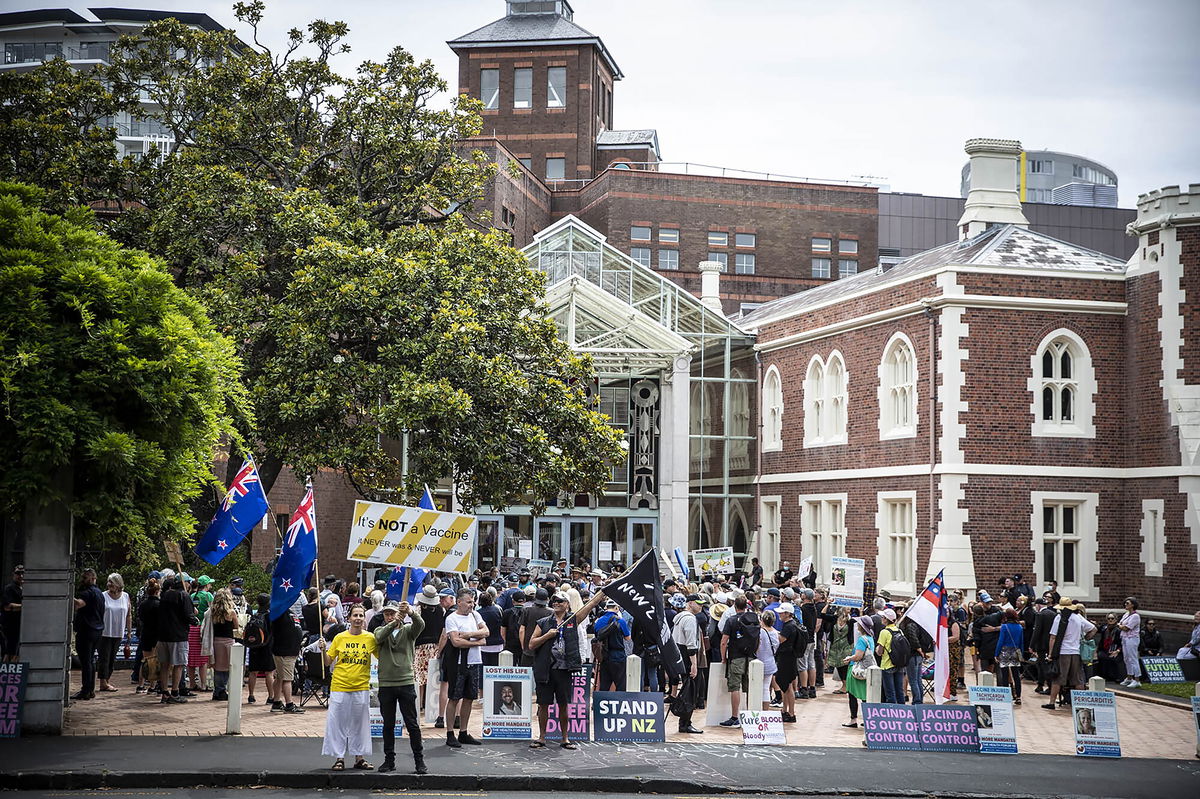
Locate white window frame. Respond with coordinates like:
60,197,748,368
630,247,651,268
800,494,848,583
707,252,728,269
839,239,859,255
1028,329,1095,439
659,228,679,243
877,332,917,440
762,365,783,452
812,237,832,253
803,352,848,448
735,233,756,248
481,68,500,110
760,495,782,572
658,249,679,270
735,253,756,275
812,257,831,279
630,225,651,241
875,491,917,597
1030,491,1098,603
514,67,532,109
708,231,728,247
838,259,858,279
1139,499,1166,577
547,66,567,108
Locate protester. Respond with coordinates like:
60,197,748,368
245,593,276,704
1140,619,1163,656
1118,597,1142,688
96,573,131,694
374,600,426,774
841,615,875,728
757,609,780,710
746,557,764,587
876,608,908,704
1042,599,1096,711
135,577,161,694
270,600,304,713
477,591,505,667
976,592,1002,675
500,588,527,661
594,598,632,691
441,588,488,748
795,589,819,699
207,588,236,701
898,610,931,705
0,565,22,663
827,607,853,695
322,604,376,770
364,589,385,628
413,584,444,718
774,602,804,721
995,608,1024,704
1177,610,1200,660
528,590,603,749
718,595,759,726
1096,613,1122,682
669,594,703,734
156,575,193,704
70,568,105,701
773,561,793,588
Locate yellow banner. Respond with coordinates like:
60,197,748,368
347,501,477,573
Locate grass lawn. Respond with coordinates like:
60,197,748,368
1137,681,1197,700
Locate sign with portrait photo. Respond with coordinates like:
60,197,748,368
482,665,534,740
1070,690,1121,758
828,556,865,609
968,685,1017,754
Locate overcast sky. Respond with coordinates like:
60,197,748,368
54,0,1200,205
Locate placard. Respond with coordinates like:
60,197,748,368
594,691,665,742
347,500,477,573
863,703,979,753
1140,656,1184,683
1191,697,1200,754
518,539,533,559
968,685,1018,754
482,666,533,740
738,709,786,745
545,663,592,741
527,559,553,579
500,556,528,574
691,546,735,575
1071,690,1121,758
828,556,865,608
0,662,28,737
368,660,402,738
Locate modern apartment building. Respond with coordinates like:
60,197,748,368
960,148,1119,207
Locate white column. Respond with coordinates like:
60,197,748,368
748,658,765,711
499,650,513,667
979,670,996,687
625,653,642,693
226,642,245,735
658,355,691,556
866,666,883,703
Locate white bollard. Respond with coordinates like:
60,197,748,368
625,653,641,692
1088,675,1106,693
499,650,514,667
225,643,245,735
704,662,733,726
866,665,883,704
979,670,996,688
748,658,765,710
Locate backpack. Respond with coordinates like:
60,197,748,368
598,616,627,661
730,611,761,658
886,626,911,667
243,613,269,649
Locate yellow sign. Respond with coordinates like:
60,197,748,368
346,501,477,574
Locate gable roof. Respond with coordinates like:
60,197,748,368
448,13,622,79
738,224,1127,330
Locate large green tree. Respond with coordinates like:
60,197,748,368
0,182,247,561
2,2,624,513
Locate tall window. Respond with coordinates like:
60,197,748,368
658,249,679,270
630,247,651,268
812,258,831,279
545,157,565,181
547,67,566,108
735,253,756,275
877,494,916,595
514,67,532,109
1032,492,1098,601
802,497,847,582
838,259,858,278
1042,503,1078,586
879,334,916,439
762,365,783,451
803,353,848,447
760,497,782,569
481,68,499,109
1030,330,1094,438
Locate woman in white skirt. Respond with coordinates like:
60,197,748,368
321,603,377,770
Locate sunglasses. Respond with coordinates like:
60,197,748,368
550,598,566,604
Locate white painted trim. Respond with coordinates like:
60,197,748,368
761,364,783,452
877,331,918,441
1028,329,1097,440
759,495,783,572
937,272,969,467
757,462,1200,484
1030,491,1099,603
875,490,918,597
1138,499,1166,577
798,492,849,582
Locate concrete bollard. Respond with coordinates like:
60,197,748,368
704,663,733,726
625,653,642,692
748,658,765,710
499,650,514,667
1088,675,1107,693
866,665,883,704
979,670,996,688
225,642,245,735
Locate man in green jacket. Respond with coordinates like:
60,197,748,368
374,600,426,774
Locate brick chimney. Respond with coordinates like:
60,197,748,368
698,260,724,313
957,138,1029,240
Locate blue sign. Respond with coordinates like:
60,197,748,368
593,691,666,742
863,703,979,753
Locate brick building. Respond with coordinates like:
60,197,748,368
738,139,1200,618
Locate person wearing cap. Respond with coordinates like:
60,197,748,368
669,594,704,734
772,602,803,720
269,594,305,714
374,600,426,774
594,598,632,691
974,591,1003,676
321,603,377,770
528,589,605,749
1042,597,1096,710
2,565,25,663
875,608,907,704
717,595,760,726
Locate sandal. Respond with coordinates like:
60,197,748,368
529,741,547,749
559,741,578,750
353,759,374,770
331,759,344,771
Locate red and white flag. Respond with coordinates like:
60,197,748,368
906,569,951,704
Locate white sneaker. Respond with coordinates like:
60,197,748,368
1126,680,1140,689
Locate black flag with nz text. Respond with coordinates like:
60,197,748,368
602,548,684,679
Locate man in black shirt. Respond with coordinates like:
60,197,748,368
270,610,305,713
796,589,819,699
1,565,24,663
501,590,528,660
1030,597,1057,693
71,569,104,700
975,592,1003,675
518,589,553,667
773,562,794,588
775,603,805,722
156,577,194,703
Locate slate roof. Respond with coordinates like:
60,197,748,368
595,129,660,157
737,224,1127,329
449,13,622,78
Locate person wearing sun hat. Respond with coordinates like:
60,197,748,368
1041,596,1096,711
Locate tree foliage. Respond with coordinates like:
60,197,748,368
0,182,247,561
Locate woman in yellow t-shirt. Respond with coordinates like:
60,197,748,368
320,604,378,769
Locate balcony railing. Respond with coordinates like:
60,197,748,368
3,42,112,65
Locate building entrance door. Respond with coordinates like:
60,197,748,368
535,518,564,564
476,518,500,572
567,518,597,569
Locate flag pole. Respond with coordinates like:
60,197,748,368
303,477,325,681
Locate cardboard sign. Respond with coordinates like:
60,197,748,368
0,662,28,737
527,559,554,579
1071,690,1121,758
162,539,182,568
347,501,477,573
738,709,786,745
1140,656,1185,683
545,664,591,741
863,703,979,753
691,547,734,575
968,685,1018,754
368,659,401,738
482,666,534,740
594,691,665,742
829,556,865,609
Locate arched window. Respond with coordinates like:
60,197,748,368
1028,330,1095,438
878,334,917,439
804,352,848,447
827,352,848,444
803,356,825,446
762,365,783,451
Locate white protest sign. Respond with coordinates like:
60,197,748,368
738,710,786,745
828,556,865,608
691,546,735,575
1070,690,1121,758
968,685,1017,754
347,500,477,573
